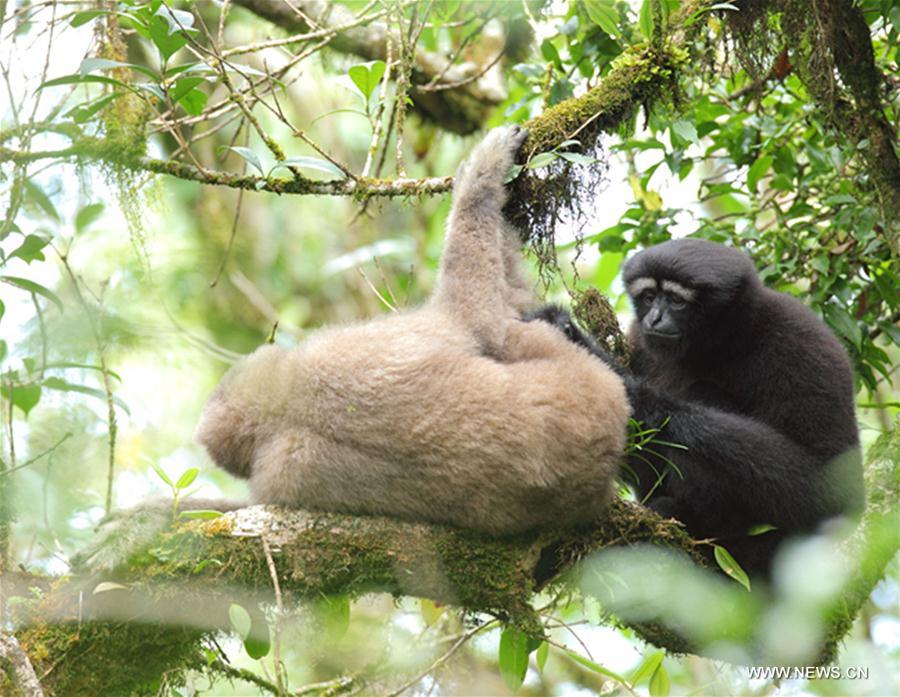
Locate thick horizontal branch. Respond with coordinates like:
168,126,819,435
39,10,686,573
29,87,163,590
13,426,898,696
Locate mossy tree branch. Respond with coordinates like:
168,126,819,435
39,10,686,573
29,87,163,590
11,428,898,697
230,0,515,135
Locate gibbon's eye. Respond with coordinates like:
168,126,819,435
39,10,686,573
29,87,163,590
668,294,687,309
641,289,657,304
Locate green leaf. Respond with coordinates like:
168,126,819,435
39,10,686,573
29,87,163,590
747,155,773,193
639,0,654,39
564,650,628,683
154,5,195,34
649,663,671,697
713,545,751,591
178,88,207,116
527,152,558,169
244,632,271,660
149,14,188,61
0,383,41,418
557,152,598,165
504,164,524,184
498,628,530,693
148,459,174,488
42,376,131,415
75,203,105,234
824,303,863,348
630,650,664,685
79,57,158,80
1,276,63,311
270,156,345,178
179,509,224,520
0,300,4,324
747,523,778,536
24,180,59,221
535,641,549,674
169,76,205,103
175,467,199,490
8,235,49,264
348,60,386,100
670,120,698,144
71,9,105,26
228,603,251,639
224,146,264,175
0,341,6,364
39,73,131,91
44,361,121,381
64,94,120,124
583,0,622,38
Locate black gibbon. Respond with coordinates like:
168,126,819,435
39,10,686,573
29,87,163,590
195,126,630,535
545,239,864,576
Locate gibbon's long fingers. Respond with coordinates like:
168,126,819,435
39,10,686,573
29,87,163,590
432,126,528,352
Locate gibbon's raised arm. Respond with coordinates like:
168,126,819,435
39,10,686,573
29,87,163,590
194,127,630,536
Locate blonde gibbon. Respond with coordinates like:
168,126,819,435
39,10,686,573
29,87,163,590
195,126,629,535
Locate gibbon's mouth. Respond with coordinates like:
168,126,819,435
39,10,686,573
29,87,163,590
646,330,681,340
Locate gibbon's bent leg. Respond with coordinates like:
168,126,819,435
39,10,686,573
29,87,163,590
431,125,528,354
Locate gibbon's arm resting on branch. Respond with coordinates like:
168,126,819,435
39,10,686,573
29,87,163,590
194,126,629,536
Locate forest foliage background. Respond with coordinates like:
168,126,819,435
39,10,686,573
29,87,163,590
0,0,898,695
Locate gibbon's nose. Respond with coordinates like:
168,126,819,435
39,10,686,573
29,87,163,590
646,304,664,327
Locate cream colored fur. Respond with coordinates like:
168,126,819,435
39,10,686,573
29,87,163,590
195,126,629,535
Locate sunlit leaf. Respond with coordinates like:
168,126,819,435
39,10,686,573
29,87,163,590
270,156,345,178
228,603,251,639
0,383,41,417
177,88,207,116
224,146,264,175
42,377,130,415
670,120,698,144
498,627,530,693
348,60,386,100
65,94,120,124
24,181,59,221
75,203,105,234
149,14,188,61
583,0,622,38
747,155,774,193
527,152,558,169
175,467,199,490
564,650,628,683
649,663,671,697
558,152,598,165
713,545,751,591
630,649,664,685
148,459,174,488
180,510,224,520
8,234,49,264
639,0,654,39
535,641,549,674
1,276,63,311
79,57,158,80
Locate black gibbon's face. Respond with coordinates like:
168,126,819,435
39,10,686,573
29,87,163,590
627,276,697,356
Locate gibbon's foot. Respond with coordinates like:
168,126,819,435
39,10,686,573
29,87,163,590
456,125,528,198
